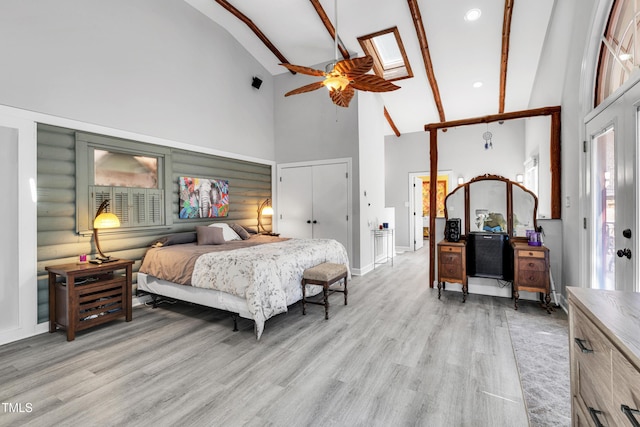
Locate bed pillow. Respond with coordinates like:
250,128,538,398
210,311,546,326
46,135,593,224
229,223,251,240
196,226,226,245
150,232,197,247
208,222,242,241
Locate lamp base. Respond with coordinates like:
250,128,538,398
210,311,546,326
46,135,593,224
96,256,119,263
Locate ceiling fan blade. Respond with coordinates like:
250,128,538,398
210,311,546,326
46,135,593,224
279,63,325,76
329,85,355,107
350,74,401,92
284,81,325,97
334,56,374,75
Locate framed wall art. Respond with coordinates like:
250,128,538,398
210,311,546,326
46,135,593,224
179,176,229,219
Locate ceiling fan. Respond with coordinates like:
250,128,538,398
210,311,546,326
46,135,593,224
280,0,400,107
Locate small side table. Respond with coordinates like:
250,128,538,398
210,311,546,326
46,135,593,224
437,240,467,302
512,242,551,312
47,259,134,341
372,228,394,268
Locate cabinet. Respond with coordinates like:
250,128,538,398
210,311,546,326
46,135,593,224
47,259,134,341
277,162,349,251
568,287,640,427
512,242,550,312
437,240,467,302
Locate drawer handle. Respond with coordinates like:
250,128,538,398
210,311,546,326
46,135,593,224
574,338,594,353
621,405,640,427
588,407,605,427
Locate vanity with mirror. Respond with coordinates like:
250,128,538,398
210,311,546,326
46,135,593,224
437,174,550,310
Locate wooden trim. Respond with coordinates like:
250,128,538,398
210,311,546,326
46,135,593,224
214,0,295,74
309,0,350,60
424,106,561,131
429,130,438,288
426,105,562,287
407,0,446,122
550,110,562,218
384,107,401,137
499,0,515,113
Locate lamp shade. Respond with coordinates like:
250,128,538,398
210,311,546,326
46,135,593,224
94,212,121,229
261,206,274,216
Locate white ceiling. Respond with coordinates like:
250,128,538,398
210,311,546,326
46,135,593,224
185,0,556,136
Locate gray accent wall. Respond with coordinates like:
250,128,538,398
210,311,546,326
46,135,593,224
37,124,272,322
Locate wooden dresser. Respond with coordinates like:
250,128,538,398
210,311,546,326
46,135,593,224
568,287,640,426
512,242,550,312
437,240,467,302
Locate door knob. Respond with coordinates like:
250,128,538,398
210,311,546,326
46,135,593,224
617,248,632,259
623,228,632,238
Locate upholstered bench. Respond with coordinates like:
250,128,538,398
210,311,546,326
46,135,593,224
301,263,348,319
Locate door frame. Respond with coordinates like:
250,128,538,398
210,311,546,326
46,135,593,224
408,170,451,252
276,157,353,263
0,110,40,346
583,81,640,292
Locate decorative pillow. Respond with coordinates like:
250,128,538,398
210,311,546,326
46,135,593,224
208,222,242,241
150,232,197,247
196,226,225,245
229,223,251,240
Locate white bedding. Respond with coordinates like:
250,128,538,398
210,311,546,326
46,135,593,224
191,238,350,338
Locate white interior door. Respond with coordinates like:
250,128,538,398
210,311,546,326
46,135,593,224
277,166,313,239
413,176,424,250
0,115,38,345
585,83,638,291
312,162,349,250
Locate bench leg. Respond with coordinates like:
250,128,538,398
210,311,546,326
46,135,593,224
324,284,329,320
344,277,348,305
302,280,307,315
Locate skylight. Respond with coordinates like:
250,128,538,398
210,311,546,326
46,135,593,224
358,27,413,82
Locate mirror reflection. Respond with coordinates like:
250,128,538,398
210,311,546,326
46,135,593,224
469,180,507,233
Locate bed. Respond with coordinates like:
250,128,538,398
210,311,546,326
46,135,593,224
137,224,350,339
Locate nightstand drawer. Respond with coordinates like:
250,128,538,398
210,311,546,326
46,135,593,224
440,252,461,264
519,249,545,259
517,258,546,272
441,264,462,279
441,245,462,254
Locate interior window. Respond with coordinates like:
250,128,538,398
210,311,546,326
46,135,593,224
94,149,158,188
357,27,413,82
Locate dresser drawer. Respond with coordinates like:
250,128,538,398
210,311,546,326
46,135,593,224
440,252,461,265
440,245,462,254
572,308,615,421
518,249,545,259
611,351,640,426
516,270,547,289
441,263,462,279
517,257,546,272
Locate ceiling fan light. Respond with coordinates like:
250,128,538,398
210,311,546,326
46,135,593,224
324,74,350,91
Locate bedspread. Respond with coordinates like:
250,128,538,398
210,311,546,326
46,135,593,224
191,238,349,339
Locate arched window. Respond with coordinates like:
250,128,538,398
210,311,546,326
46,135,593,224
595,0,640,106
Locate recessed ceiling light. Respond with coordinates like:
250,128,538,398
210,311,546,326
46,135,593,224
473,81,483,88
465,8,482,22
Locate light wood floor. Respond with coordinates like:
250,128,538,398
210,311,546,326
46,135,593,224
0,249,533,427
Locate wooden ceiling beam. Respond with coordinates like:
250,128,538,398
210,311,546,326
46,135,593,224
309,0,350,60
424,106,561,131
214,0,295,74
407,0,446,122
499,0,515,113
384,107,401,137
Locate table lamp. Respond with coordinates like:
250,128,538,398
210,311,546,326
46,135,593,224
257,198,273,233
93,199,120,262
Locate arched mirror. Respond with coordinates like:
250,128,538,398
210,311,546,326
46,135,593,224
444,174,538,239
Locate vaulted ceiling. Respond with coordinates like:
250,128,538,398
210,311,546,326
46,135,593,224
185,0,556,136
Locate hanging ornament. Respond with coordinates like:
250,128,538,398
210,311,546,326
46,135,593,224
483,125,493,150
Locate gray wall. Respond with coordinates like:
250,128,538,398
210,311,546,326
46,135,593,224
385,121,526,249
274,63,364,268
37,124,271,322
0,0,276,161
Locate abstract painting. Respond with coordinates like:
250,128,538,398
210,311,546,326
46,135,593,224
179,176,229,219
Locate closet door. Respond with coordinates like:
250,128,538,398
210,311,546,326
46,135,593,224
278,166,313,239
312,162,349,249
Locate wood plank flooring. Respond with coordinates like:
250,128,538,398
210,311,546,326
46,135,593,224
0,248,532,426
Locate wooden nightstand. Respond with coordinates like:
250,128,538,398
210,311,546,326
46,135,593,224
47,259,134,341
512,242,550,312
437,240,467,302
